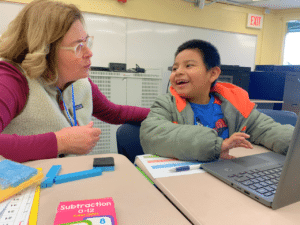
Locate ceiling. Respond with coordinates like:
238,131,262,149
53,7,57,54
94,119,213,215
238,0,300,9
191,0,300,10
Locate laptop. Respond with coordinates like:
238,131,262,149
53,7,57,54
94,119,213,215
201,116,300,209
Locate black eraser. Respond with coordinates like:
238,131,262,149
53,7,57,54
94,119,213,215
93,157,114,167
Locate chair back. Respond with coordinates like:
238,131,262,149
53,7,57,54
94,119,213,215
257,109,297,126
116,124,144,163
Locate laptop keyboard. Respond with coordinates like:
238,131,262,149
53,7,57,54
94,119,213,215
228,166,283,197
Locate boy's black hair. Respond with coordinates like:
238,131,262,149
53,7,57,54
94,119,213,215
175,39,221,70
175,40,221,87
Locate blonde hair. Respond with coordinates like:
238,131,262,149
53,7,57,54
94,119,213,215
0,0,84,85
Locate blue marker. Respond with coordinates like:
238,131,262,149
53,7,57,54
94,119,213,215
169,164,202,172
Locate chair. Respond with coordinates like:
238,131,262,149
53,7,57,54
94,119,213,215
116,123,144,163
257,109,298,126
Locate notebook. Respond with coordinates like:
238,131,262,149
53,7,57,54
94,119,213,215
201,115,300,209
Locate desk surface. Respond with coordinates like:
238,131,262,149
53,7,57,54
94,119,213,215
25,154,191,225
250,99,284,104
135,146,300,225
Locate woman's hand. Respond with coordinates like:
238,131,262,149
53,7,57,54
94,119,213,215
220,132,253,159
55,121,101,155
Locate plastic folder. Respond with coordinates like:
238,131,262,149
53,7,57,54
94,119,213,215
28,185,41,225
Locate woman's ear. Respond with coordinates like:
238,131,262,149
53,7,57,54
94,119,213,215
209,66,221,83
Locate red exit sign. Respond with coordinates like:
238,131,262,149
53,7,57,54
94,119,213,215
247,14,263,29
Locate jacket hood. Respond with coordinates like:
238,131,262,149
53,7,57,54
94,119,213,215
169,82,255,118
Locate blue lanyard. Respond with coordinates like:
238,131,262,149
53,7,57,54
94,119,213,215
57,84,77,127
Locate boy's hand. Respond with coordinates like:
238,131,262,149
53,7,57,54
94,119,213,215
220,149,236,160
220,132,253,159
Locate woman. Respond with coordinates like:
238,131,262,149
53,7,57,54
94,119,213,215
0,0,149,162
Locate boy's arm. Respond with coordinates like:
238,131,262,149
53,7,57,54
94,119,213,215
140,95,223,162
246,109,294,155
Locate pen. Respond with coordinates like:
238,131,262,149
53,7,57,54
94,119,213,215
169,164,202,172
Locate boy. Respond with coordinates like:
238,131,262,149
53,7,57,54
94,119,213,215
140,39,294,161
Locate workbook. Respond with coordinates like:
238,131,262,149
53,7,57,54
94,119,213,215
53,197,117,225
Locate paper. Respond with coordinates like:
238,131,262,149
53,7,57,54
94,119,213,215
0,200,11,218
136,154,206,179
0,185,37,225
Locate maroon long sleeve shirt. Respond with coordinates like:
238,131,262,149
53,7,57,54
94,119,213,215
0,62,150,162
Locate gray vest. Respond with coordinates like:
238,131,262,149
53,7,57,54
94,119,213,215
2,76,93,135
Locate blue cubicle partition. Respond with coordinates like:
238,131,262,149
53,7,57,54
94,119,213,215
249,65,300,112
255,65,300,72
248,71,286,101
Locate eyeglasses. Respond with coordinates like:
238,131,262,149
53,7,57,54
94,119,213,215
60,36,94,57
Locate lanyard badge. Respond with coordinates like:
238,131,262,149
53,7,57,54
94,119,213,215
57,84,77,127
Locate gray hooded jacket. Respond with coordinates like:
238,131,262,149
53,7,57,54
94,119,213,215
140,83,294,161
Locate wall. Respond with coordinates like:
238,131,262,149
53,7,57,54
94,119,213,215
0,1,258,94
271,8,300,64
4,0,284,66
